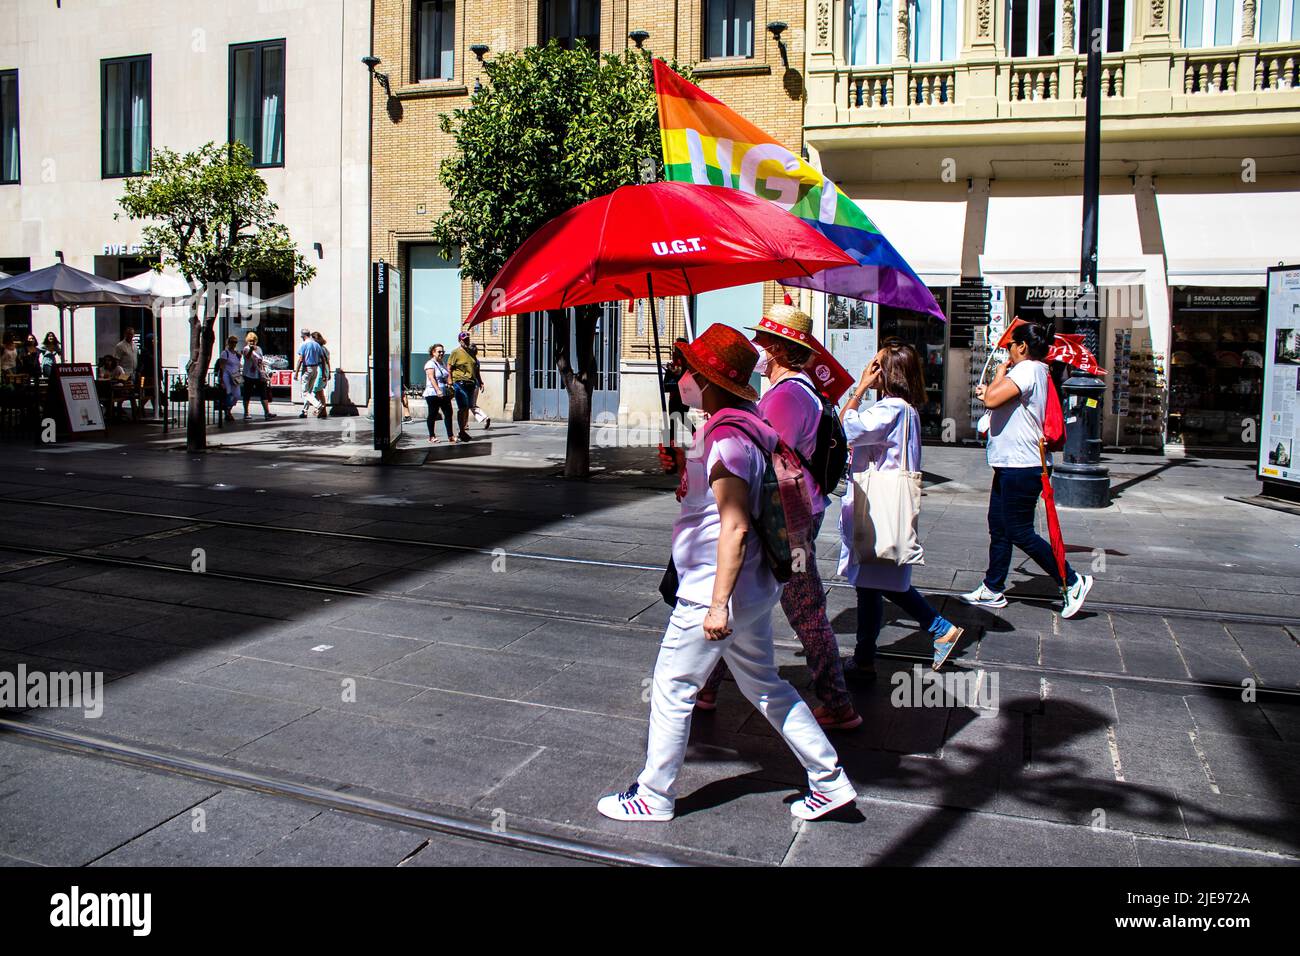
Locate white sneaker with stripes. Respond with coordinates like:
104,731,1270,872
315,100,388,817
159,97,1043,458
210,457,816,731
597,783,674,822
790,785,857,821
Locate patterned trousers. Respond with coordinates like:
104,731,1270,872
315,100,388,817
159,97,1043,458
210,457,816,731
703,512,851,711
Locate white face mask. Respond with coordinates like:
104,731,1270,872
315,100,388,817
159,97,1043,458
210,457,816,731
677,370,706,409
753,347,770,377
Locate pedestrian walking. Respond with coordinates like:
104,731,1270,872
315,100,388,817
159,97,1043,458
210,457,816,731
295,328,325,418
422,343,455,443
240,332,276,419
661,336,694,451
839,340,964,677
311,331,331,418
597,323,856,824
465,337,491,430
962,321,1093,618
447,331,478,441
697,304,860,730
218,335,242,422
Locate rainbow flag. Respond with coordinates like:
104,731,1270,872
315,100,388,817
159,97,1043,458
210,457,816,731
654,59,943,320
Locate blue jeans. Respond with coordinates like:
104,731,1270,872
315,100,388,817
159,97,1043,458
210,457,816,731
855,586,944,665
452,381,477,410
984,466,1077,592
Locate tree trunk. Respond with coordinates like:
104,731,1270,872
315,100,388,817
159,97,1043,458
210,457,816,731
553,306,598,479
186,303,216,453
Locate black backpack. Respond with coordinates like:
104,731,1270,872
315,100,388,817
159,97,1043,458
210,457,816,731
778,376,849,496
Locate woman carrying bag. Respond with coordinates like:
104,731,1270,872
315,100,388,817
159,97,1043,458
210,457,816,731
423,344,456,444
838,339,964,678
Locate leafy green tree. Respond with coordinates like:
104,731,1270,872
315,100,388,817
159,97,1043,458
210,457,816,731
117,141,316,452
433,45,691,477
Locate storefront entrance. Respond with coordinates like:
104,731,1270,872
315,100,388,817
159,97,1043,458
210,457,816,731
879,287,950,439
0,257,31,338
526,305,619,421
1168,287,1266,453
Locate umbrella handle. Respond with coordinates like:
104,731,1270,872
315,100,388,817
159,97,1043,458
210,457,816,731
647,274,668,419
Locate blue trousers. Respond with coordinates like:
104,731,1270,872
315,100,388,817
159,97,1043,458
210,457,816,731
855,586,943,664
984,466,1077,592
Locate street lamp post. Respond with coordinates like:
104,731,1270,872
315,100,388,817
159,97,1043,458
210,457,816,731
1053,0,1110,509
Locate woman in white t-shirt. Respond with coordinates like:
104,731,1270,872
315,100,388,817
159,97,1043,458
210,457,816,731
596,323,855,825
422,343,454,443
838,340,963,676
962,321,1092,618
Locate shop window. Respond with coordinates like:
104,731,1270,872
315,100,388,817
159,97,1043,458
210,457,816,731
540,0,600,51
230,40,285,167
1008,0,1057,56
880,289,949,439
704,0,755,59
414,1,455,81
1167,287,1266,451
408,245,462,385
101,55,151,178
1181,0,1237,47
0,70,17,184
847,0,895,66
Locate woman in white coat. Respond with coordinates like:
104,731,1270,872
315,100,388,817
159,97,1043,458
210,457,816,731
838,339,964,677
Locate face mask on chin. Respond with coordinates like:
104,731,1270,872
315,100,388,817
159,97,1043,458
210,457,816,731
677,370,706,409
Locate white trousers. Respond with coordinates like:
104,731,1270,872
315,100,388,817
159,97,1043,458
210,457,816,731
636,598,851,810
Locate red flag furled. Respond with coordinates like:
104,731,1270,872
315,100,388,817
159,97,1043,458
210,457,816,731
996,317,1106,376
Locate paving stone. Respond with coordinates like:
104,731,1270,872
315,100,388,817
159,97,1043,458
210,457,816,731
387,687,547,738
233,623,430,674
227,708,541,808
401,830,596,867
93,788,318,866
369,642,570,698
188,657,423,713
1184,696,1282,740
328,601,548,650
1116,640,1190,679
21,676,315,757
506,707,649,760
1133,837,1299,866
1194,732,1300,805
0,748,216,865
1040,636,1124,672
1113,687,1193,733
1112,726,1216,796
248,809,428,866
1178,790,1300,855
502,619,661,672
521,661,653,720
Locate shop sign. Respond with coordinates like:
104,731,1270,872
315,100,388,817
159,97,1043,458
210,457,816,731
1175,289,1265,312
102,243,143,256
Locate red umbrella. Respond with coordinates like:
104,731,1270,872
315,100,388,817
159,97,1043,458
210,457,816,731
1039,440,1069,592
464,182,853,325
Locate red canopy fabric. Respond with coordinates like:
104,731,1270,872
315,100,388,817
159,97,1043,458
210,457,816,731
464,182,855,328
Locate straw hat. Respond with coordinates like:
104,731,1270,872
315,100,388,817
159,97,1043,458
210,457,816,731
677,324,759,402
747,302,815,349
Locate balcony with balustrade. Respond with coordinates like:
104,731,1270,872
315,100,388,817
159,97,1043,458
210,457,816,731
804,0,1300,149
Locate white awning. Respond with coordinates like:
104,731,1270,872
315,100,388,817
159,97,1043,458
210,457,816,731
980,190,1148,287
848,193,966,287
1156,188,1300,288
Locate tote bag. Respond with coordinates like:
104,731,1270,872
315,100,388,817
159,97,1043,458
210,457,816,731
850,405,925,566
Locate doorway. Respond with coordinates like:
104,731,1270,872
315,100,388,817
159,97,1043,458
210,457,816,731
527,305,620,420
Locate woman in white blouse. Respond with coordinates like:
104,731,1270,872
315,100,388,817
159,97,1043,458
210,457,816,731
838,339,964,676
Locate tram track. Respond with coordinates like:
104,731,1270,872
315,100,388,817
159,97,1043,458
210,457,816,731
2,494,1296,629
0,537,1296,702
0,717,691,868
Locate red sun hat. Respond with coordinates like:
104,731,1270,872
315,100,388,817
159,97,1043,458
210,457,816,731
677,323,759,402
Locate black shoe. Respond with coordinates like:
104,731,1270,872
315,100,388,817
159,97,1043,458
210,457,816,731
843,657,877,685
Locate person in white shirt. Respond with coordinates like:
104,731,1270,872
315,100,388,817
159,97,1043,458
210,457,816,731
962,321,1092,618
113,327,137,378
422,343,455,443
597,324,855,824
839,340,964,677
695,304,860,730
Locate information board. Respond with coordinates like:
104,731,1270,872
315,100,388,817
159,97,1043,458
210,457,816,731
1258,264,1300,490
372,261,404,455
47,363,106,436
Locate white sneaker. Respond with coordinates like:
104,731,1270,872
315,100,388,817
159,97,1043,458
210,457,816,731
959,584,1007,609
790,785,857,821
596,783,673,822
1061,574,1093,619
